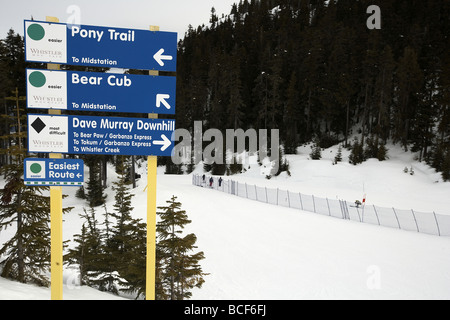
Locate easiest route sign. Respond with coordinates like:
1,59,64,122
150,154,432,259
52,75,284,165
24,20,177,71
24,158,84,186
27,114,175,156
26,68,176,114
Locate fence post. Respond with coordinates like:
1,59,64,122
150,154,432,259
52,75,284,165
342,201,350,220
373,205,380,225
326,198,331,216
340,200,347,219
312,195,316,213
356,206,361,222
287,191,291,208
254,184,258,201
245,183,248,199
265,187,268,203
433,211,441,236
411,209,419,232
277,188,279,205
299,193,303,210
392,207,401,229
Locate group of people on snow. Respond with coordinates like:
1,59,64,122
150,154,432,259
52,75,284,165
201,174,223,188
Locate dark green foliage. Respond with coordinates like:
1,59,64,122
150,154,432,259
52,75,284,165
75,186,86,199
174,0,450,174
65,206,103,288
275,146,290,176
309,138,322,160
156,196,206,300
334,145,343,164
364,135,388,161
84,156,107,207
0,28,74,287
442,149,450,182
349,137,365,165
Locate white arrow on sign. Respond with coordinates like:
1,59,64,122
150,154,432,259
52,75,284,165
77,173,82,178
153,48,173,67
153,134,171,152
156,94,171,110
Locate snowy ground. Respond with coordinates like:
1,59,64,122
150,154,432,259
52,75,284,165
1,143,450,300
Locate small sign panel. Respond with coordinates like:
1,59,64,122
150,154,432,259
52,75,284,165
26,68,176,114
27,114,175,156
24,20,177,71
24,158,84,186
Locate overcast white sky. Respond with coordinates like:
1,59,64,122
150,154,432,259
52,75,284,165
0,0,238,40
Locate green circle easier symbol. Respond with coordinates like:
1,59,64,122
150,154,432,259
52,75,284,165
27,23,46,41
30,163,42,174
29,71,46,88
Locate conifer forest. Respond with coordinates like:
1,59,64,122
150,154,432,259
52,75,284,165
0,0,449,299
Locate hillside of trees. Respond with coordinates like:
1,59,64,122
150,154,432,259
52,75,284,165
0,0,449,297
175,0,450,178
0,0,449,177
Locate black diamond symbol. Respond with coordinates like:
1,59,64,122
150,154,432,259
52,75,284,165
31,117,46,133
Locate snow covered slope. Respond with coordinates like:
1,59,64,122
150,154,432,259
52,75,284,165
1,144,450,299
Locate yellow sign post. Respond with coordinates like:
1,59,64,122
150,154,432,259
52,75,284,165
46,15,63,301
146,25,160,301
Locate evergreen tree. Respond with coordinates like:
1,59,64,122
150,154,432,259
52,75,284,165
349,137,365,165
334,145,343,164
309,137,322,160
85,156,106,207
441,149,450,182
65,206,103,288
0,159,51,286
284,71,300,154
0,31,73,285
109,157,147,297
156,196,206,300
394,47,423,149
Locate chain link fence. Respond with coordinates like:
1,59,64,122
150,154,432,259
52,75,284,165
193,174,450,237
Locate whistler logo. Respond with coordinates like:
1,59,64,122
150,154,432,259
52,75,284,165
29,47,63,56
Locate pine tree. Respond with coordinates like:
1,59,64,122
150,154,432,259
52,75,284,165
394,47,423,149
85,156,106,207
0,159,52,286
349,137,365,165
442,149,450,182
309,137,322,160
108,157,147,297
156,196,206,300
65,205,103,288
334,145,343,164
117,217,146,298
0,36,70,285
284,71,300,154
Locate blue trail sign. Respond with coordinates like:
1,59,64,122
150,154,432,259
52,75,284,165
24,158,84,186
24,20,177,71
26,68,176,114
27,114,175,156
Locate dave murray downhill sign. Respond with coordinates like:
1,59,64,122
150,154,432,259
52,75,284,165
24,20,177,71
27,114,175,156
